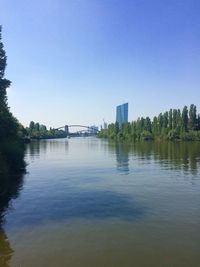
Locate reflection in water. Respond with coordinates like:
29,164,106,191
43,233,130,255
0,232,13,267
26,140,42,159
26,140,47,160
49,139,69,152
26,139,69,160
0,173,24,267
1,139,200,267
0,174,24,226
27,139,200,176
112,142,130,175
131,141,200,176
107,140,200,176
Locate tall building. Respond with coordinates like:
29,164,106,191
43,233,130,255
116,103,128,126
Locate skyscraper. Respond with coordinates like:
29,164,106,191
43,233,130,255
116,103,128,126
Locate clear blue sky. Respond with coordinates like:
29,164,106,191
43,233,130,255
1,0,200,128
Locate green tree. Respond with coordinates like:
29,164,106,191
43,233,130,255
29,121,35,131
0,26,25,173
40,124,47,131
130,121,136,139
115,121,119,135
158,113,163,133
182,106,188,131
197,114,200,131
99,104,200,141
152,116,158,136
176,109,182,134
0,26,11,108
140,117,145,132
169,109,173,130
172,109,178,130
0,26,19,140
163,112,169,129
144,117,152,132
189,104,197,130
34,122,40,131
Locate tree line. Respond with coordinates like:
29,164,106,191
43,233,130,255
99,104,200,141
26,121,67,139
0,26,25,174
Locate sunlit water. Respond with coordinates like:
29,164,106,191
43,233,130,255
0,138,200,267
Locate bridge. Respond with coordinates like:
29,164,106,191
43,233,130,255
55,125,99,136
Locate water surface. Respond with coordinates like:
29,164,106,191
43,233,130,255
0,138,200,267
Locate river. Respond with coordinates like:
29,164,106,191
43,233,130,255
0,138,200,267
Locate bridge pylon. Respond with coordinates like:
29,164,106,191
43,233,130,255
64,125,69,134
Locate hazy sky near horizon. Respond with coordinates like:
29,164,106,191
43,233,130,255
1,0,200,128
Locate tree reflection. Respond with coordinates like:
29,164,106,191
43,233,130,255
0,231,13,267
115,142,130,175
108,141,130,175
131,141,200,175
0,172,24,267
26,139,69,161
26,140,45,160
108,141,200,176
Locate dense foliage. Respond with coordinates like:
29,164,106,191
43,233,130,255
0,26,25,174
26,121,67,139
99,105,200,141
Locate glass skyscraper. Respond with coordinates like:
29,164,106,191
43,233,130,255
116,103,128,126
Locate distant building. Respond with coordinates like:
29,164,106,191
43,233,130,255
103,121,108,129
89,125,99,134
116,103,128,126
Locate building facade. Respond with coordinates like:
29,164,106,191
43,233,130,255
116,103,128,126
89,125,99,134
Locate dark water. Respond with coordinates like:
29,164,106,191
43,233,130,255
0,138,200,267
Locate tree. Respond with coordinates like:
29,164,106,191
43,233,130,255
144,117,152,132
172,109,178,130
0,26,18,140
152,116,158,136
34,122,40,131
189,104,197,130
130,121,136,139
169,109,173,130
158,113,163,132
29,121,35,131
0,26,11,108
197,114,200,131
98,104,200,141
0,26,25,173
182,106,188,131
163,112,169,129
176,109,182,134
115,121,119,135
140,117,145,132
40,124,47,131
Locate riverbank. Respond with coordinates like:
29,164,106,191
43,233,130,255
98,129,200,142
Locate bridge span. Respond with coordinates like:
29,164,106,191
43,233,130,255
55,125,99,135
